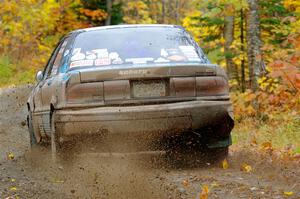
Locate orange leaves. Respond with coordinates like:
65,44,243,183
182,179,189,187
261,142,273,151
295,73,300,89
199,185,209,199
79,8,107,22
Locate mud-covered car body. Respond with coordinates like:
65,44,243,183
27,25,234,153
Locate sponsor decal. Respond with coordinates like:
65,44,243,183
166,48,181,56
154,57,170,63
109,52,119,60
125,58,154,64
85,51,97,60
71,48,85,61
92,49,109,58
112,57,124,65
95,58,111,66
179,45,200,61
160,49,168,57
70,60,93,68
167,55,186,62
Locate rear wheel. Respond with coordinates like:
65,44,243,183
165,134,229,168
50,111,61,160
202,146,229,163
27,113,38,147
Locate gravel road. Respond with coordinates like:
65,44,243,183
0,85,299,199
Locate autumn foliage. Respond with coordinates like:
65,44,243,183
0,0,299,152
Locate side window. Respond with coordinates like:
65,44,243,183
44,37,70,79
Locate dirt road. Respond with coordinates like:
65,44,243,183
0,86,299,199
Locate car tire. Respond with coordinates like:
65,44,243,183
50,111,61,159
202,146,229,163
27,113,38,147
165,134,229,168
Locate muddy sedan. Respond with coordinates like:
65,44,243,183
27,24,234,158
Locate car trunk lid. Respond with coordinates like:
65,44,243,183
78,64,216,83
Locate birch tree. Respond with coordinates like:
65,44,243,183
246,0,262,91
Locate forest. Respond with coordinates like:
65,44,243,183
0,0,299,156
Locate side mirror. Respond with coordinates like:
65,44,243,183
36,71,44,82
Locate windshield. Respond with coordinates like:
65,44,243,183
68,26,209,69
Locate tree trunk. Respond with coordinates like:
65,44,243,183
246,0,262,91
240,9,246,92
162,0,166,23
175,0,180,24
224,4,240,87
105,0,112,26
224,14,235,80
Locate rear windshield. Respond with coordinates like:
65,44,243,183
68,26,209,69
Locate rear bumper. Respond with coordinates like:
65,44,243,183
54,100,234,139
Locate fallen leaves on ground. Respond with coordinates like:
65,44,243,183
182,179,189,187
283,191,294,196
199,185,209,199
261,142,273,151
240,163,252,173
222,159,229,169
9,186,17,191
7,152,14,160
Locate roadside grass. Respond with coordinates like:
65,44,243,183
0,56,35,87
232,113,300,154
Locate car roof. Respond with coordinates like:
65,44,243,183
72,24,181,34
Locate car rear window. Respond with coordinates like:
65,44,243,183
68,26,209,69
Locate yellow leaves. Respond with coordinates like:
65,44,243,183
50,178,65,183
123,1,156,24
283,191,294,196
219,37,226,45
7,152,14,160
240,163,252,173
284,0,300,13
199,185,209,199
222,159,229,169
9,186,17,191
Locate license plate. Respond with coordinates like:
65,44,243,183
132,80,167,98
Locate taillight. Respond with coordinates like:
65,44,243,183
66,82,104,103
170,77,196,97
196,76,229,96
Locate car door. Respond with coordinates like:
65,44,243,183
40,37,70,112
32,41,64,113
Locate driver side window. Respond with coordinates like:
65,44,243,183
43,37,70,79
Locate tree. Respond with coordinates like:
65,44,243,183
224,3,238,82
105,0,112,25
246,0,262,91
123,1,155,24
